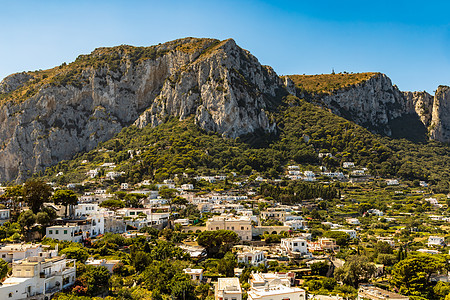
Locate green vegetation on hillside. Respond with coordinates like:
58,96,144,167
42,95,450,193
287,72,378,94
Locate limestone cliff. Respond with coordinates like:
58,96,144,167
318,73,406,135
429,86,450,141
0,38,285,182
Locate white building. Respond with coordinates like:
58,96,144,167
46,225,83,243
280,237,308,255
106,171,125,180
121,183,129,190
85,258,120,273
0,244,44,263
0,251,76,300
236,248,267,266
303,171,315,182
183,268,204,281
386,179,399,186
367,209,383,216
343,162,355,168
0,209,10,225
284,219,307,231
248,272,305,300
215,278,242,300
86,169,99,178
428,236,446,247
181,184,194,190
74,203,99,218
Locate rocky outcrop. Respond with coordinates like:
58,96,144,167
0,38,285,182
429,86,450,142
134,39,282,137
318,74,406,135
0,72,33,94
403,91,434,127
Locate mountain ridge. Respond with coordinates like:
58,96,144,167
1,37,450,183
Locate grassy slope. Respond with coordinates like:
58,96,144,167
287,72,378,94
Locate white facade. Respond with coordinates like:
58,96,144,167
183,268,203,281
0,252,76,300
343,162,355,168
215,278,242,300
237,249,267,266
284,220,307,230
428,236,446,247
0,244,44,263
0,209,10,225
248,273,305,300
85,258,120,273
46,225,83,243
74,203,99,218
181,184,194,190
280,237,308,254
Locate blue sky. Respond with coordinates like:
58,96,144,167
1,0,449,93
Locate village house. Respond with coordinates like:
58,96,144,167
260,208,286,222
0,250,76,300
248,272,306,300
207,215,252,241
85,257,120,273
280,237,309,255
183,268,204,281
428,236,446,247
236,247,267,266
308,237,340,253
0,208,10,225
0,244,45,263
284,219,307,231
215,277,242,300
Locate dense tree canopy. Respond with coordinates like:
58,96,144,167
197,230,240,258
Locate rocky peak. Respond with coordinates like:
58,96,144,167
0,72,34,94
134,38,283,137
315,73,406,135
429,85,450,142
0,38,286,182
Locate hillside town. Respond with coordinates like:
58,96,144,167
0,159,448,300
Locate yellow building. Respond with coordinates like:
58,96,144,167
207,215,252,241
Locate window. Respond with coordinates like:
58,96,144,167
64,230,67,234
241,226,244,230
130,212,135,215
55,230,59,234
49,230,53,234
293,243,298,246
1,254,5,258
231,227,234,230
216,227,219,230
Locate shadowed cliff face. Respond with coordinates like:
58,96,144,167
429,86,450,142
0,38,285,182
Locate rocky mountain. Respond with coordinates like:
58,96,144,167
288,73,450,140
1,37,449,183
0,38,286,182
